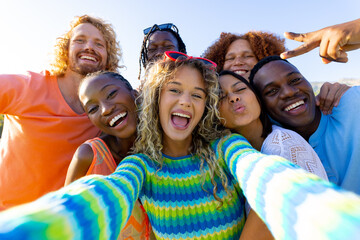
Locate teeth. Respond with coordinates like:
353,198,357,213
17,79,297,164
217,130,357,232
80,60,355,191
172,112,190,118
235,70,247,75
285,100,304,111
80,56,97,62
109,112,127,127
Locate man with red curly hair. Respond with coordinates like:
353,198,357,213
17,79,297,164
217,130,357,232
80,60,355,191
0,15,121,210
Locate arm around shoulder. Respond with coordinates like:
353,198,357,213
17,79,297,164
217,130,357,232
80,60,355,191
64,143,94,186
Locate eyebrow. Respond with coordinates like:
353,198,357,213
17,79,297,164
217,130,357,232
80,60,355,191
232,81,244,88
167,81,207,94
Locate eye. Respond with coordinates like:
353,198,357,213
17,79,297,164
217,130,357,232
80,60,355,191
74,39,84,43
265,88,279,96
87,105,99,114
244,54,255,58
290,78,302,84
234,87,246,93
96,42,105,48
107,90,117,99
192,93,204,99
169,88,180,94
165,45,175,49
225,56,234,62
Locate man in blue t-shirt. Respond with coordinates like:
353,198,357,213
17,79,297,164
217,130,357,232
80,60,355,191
249,56,360,194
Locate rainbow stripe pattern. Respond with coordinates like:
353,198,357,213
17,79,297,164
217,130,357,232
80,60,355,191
0,134,360,239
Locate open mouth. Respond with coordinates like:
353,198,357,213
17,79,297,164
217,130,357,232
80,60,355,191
171,112,190,128
109,112,127,127
79,55,98,63
284,100,305,112
234,70,248,76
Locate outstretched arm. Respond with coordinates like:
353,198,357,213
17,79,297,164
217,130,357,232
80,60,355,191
281,18,360,63
216,134,360,240
0,155,147,240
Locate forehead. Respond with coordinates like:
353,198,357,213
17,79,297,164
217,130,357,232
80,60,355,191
219,74,244,86
70,23,105,41
171,66,205,87
148,31,178,46
80,75,128,94
254,61,299,86
227,39,252,54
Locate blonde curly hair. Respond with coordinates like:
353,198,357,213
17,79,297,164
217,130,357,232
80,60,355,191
50,15,122,77
134,58,231,204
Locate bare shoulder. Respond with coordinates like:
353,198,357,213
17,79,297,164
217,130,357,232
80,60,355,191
65,143,95,186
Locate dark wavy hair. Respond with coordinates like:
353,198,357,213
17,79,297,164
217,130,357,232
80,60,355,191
203,31,286,73
219,70,272,139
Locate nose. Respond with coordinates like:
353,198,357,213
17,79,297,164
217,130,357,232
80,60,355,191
179,93,191,107
101,102,114,116
229,93,240,103
85,40,95,51
233,56,245,66
279,85,299,99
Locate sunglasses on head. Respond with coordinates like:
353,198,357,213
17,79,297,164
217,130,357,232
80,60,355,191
143,23,179,35
164,51,217,70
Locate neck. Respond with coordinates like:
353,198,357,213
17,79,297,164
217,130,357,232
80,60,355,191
233,119,264,151
103,134,136,164
292,107,322,141
162,136,192,158
57,70,85,114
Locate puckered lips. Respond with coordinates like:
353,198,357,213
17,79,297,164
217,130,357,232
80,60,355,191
232,102,245,114
171,110,192,130
108,111,128,128
283,99,307,115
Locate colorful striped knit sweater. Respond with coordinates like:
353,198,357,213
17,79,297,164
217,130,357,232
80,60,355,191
0,134,360,240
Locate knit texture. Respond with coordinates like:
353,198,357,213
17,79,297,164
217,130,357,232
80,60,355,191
0,134,360,240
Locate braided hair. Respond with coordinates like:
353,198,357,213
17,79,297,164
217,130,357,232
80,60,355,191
138,24,187,79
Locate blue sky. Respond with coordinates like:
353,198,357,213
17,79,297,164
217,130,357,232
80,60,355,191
1,0,359,88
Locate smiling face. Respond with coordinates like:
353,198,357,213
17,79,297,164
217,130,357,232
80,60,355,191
218,74,262,133
223,39,258,80
79,75,137,139
252,60,320,136
146,31,179,64
68,23,108,76
159,65,206,149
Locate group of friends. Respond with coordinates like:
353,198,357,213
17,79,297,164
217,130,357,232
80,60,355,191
0,15,360,240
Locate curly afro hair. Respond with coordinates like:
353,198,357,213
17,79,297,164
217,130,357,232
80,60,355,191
202,31,286,72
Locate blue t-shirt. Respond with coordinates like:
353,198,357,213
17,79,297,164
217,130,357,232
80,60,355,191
309,86,360,194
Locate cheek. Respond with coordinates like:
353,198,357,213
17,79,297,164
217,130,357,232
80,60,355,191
223,62,231,70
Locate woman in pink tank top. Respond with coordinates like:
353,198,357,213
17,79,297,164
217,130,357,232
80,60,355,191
65,71,154,240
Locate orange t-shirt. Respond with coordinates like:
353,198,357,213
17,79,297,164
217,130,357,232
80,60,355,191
0,71,100,209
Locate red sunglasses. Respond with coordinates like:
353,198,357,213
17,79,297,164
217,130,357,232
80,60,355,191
164,51,217,70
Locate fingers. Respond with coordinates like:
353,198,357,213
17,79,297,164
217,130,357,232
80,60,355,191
283,32,307,42
281,40,319,59
317,82,350,114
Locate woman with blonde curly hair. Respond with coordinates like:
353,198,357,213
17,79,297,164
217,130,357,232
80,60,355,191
1,53,360,240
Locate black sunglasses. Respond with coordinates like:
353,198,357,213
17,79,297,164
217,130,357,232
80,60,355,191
143,23,179,35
